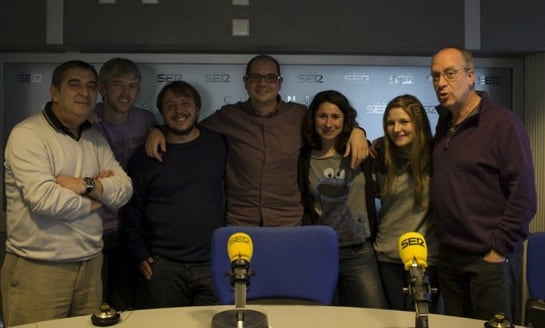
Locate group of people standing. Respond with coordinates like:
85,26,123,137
1,46,536,327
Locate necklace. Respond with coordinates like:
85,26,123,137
449,103,479,130
444,103,479,150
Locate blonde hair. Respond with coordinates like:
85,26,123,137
381,94,433,208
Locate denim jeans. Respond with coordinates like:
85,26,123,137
134,255,217,308
336,241,388,308
438,246,511,321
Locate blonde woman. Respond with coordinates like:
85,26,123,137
373,94,440,312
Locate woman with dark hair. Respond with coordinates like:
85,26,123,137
298,90,387,308
373,94,440,312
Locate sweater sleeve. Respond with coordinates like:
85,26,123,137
89,130,134,208
492,122,537,256
5,125,92,221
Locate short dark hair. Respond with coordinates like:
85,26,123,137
245,54,281,76
51,60,97,88
302,90,357,153
156,81,202,112
99,57,141,84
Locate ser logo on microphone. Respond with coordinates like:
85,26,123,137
398,232,428,270
228,234,251,245
227,232,253,263
400,236,425,250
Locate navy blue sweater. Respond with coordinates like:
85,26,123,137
123,127,226,263
431,92,536,256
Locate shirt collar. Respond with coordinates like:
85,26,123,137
42,101,92,141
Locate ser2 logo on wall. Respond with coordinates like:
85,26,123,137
17,73,44,83
156,73,184,83
204,73,231,83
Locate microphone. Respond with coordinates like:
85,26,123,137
398,232,436,328
227,232,254,320
212,232,267,328
227,231,253,264
398,231,428,271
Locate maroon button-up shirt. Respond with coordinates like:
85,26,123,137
202,99,306,226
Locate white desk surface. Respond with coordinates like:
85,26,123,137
11,304,517,328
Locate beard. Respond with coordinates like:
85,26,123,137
165,116,198,137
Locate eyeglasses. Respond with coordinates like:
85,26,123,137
430,67,470,84
245,73,281,83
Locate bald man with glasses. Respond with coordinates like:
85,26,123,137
430,46,536,323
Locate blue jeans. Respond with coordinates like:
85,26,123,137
336,241,388,308
135,255,217,308
438,246,511,321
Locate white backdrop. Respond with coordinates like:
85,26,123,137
0,53,522,211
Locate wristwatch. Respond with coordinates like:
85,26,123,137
83,177,95,194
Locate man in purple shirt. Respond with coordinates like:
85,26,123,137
94,58,157,310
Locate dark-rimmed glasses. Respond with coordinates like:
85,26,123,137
245,73,281,83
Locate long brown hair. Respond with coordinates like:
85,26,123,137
302,90,357,154
382,94,433,207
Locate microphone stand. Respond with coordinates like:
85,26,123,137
213,256,268,328
403,261,437,328
231,258,252,327
212,237,267,328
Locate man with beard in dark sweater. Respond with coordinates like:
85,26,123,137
123,81,226,308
